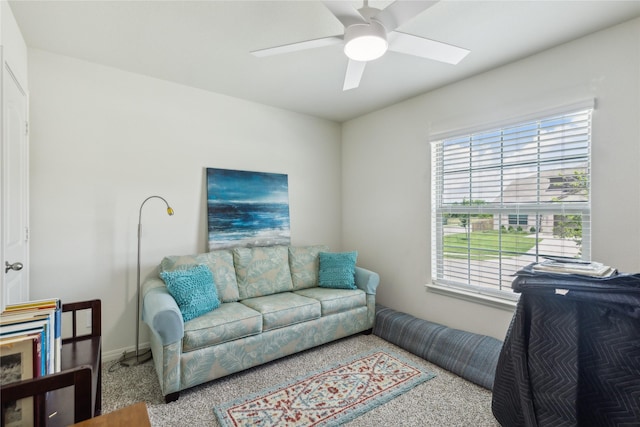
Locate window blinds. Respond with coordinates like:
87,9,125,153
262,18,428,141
431,108,592,294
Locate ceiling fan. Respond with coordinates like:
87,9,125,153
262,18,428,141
251,0,470,91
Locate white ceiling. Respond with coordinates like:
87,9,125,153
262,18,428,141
9,0,640,122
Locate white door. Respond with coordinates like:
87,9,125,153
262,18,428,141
2,61,29,309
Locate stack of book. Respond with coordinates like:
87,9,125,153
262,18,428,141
533,258,615,278
0,298,62,385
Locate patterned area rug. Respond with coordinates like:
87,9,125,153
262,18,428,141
214,348,435,427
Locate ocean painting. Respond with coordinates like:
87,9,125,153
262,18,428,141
207,168,290,250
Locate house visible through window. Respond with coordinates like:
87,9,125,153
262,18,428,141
508,214,528,226
431,107,592,297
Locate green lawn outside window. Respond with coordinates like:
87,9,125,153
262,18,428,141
444,230,539,260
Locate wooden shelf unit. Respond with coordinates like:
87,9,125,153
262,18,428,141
1,299,102,426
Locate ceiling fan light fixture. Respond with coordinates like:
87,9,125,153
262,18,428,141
343,21,388,62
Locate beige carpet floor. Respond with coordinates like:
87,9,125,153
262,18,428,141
102,334,499,426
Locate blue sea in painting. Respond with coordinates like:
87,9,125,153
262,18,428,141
206,168,291,250
208,201,290,250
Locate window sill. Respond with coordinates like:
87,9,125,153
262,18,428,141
425,283,519,311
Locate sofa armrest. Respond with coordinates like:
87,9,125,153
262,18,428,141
355,266,380,295
142,278,184,346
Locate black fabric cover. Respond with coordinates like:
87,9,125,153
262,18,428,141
492,266,640,427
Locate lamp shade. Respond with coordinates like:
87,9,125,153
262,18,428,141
344,21,388,62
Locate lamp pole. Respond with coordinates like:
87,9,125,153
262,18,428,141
121,196,174,367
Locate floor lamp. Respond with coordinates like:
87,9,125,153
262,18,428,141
121,195,174,367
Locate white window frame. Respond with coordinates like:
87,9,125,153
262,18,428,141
430,102,594,302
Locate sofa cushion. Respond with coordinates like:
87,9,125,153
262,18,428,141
182,302,262,352
318,251,358,290
289,245,330,290
294,287,366,316
161,250,240,302
159,264,221,322
233,246,294,299
240,292,321,332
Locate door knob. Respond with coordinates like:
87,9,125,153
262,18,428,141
5,261,23,274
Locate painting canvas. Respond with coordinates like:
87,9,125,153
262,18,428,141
207,168,290,250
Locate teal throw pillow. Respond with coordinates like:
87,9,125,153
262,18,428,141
160,264,220,322
318,251,358,290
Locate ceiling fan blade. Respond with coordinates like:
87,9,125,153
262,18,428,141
322,1,367,28
343,59,366,91
388,31,470,64
374,1,439,32
251,36,343,58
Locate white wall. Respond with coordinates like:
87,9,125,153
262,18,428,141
1,0,28,89
25,17,640,354
342,18,640,340
27,49,342,359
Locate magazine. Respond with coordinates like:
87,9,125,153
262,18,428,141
533,258,615,277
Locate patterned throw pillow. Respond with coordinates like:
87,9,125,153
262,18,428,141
160,264,221,322
318,251,358,290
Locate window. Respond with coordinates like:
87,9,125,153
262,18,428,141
431,107,592,297
508,214,528,226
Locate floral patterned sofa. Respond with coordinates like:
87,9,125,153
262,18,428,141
141,245,379,402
